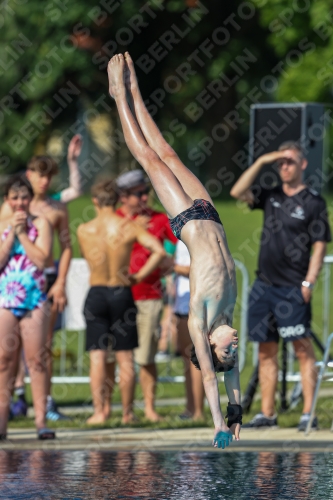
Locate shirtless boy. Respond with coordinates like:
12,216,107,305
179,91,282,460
107,53,241,448
0,135,82,420
77,179,165,424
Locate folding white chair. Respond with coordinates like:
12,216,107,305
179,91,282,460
56,259,90,380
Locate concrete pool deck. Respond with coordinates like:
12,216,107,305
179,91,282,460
1,427,333,452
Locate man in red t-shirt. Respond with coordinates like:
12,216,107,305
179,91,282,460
116,169,177,421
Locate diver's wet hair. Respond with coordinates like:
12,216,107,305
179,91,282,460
190,344,235,373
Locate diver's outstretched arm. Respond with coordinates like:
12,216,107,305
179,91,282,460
188,314,233,448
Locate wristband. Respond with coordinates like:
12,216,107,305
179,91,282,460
226,403,243,427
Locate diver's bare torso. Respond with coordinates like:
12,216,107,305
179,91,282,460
181,218,237,331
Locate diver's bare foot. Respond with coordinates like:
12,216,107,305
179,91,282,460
124,52,139,93
107,54,126,99
145,410,164,422
86,412,107,425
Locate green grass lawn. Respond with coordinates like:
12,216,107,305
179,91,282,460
15,194,333,430
8,395,333,431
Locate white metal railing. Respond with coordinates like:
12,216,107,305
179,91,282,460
234,259,250,373
24,255,332,385
306,332,333,435
322,255,333,344
25,258,250,384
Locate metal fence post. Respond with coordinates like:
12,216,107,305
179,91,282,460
322,256,332,345
234,259,249,373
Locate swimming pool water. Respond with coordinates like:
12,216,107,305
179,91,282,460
0,450,332,499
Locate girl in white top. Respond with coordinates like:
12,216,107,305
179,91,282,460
174,241,190,316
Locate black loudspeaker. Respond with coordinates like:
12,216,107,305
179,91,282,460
249,103,325,192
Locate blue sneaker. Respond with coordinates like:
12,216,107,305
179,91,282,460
11,399,28,417
298,414,318,432
242,413,278,429
46,398,71,421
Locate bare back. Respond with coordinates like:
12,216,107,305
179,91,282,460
78,213,140,287
77,219,109,286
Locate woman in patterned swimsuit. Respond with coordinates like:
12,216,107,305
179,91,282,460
107,53,242,449
0,175,54,440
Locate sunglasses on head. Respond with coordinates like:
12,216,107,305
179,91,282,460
130,187,150,198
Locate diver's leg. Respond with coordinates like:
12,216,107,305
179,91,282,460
108,54,193,218
125,52,213,204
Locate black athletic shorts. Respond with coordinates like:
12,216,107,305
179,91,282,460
84,286,138,351
174,313,188,319
248,279,312,343
44,272,58,305
45,272,57,293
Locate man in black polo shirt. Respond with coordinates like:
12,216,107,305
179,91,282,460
230,141,331,431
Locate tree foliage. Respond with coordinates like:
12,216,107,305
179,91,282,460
1,0,332,191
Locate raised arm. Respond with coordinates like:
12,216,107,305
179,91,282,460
132,228,166,283
48,206,72,311
60,135,83,203
230,151,286,204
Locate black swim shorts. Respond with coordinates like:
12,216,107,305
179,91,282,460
169,198,222,240
248,279,312,343
45,272,57,294
84,286,138,351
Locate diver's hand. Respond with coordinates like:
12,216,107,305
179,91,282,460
229,423,241,441
213,428,233,449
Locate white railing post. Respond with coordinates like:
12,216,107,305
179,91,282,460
47,257,252,382
233,259,250,373
322,256,333,345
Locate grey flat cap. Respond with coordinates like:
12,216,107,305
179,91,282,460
116,169,149,190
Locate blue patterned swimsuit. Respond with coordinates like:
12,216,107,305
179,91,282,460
0,219,46,318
